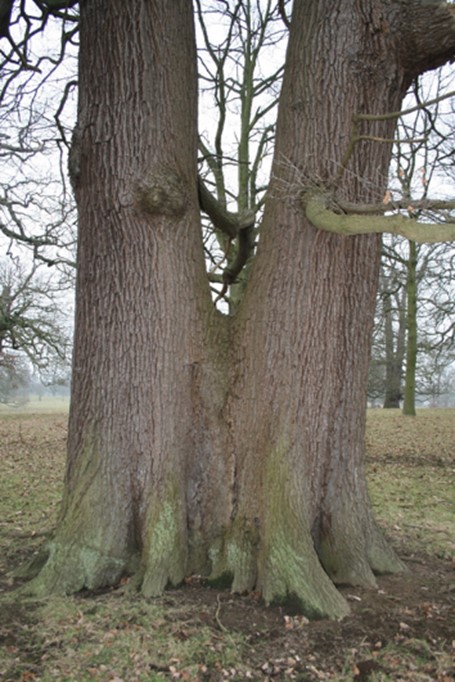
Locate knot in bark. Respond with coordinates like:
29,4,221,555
137,166,188,218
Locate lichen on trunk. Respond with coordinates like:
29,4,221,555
136,480,188,596
257,445,350,619
207,442,352,620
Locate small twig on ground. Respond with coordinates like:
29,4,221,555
215,593,229,633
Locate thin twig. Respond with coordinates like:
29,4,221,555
215,593,229,633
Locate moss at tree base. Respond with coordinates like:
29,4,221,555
139,481,187,598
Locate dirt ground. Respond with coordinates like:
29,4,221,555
0,411,454,681
1,545,454,681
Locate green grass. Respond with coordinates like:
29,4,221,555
0,593,247,681
0,395,70,415
366,408,455,560
369,464,454,558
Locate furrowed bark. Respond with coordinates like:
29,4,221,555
26,0,215,596
27,0,455,619
209,0,445,617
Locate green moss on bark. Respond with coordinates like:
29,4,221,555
21,539,128,597
317,498,406,586
208,517,259,593
136,166,187,218
140,480,187,597
21,427,134,597
206,443,350,619
206,571,234,590
258,444,350,620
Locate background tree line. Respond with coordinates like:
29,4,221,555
369,71,455,412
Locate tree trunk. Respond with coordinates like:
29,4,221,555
28,0,455,619
28,0,232,596
383,287,406,408
403,241,418,415
208,0,413,617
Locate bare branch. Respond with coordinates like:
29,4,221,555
277,0,290,30
305,193,455,244
198,175,254,239
354,89,455,124
0,0,14,38
336,198,455,215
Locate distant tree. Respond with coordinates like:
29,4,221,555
0,0,78,268
0,258,71,386
370,73,455,413
0,1,76,404
373,246,407,408
417,343,455,405
370,237,455,410
0,351,29,404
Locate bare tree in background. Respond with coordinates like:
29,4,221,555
370,71,455,412
0,0,78,268
197,0,289,311
0,257,71,395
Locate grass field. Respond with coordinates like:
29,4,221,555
0,396,69,416
0,409,454,681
